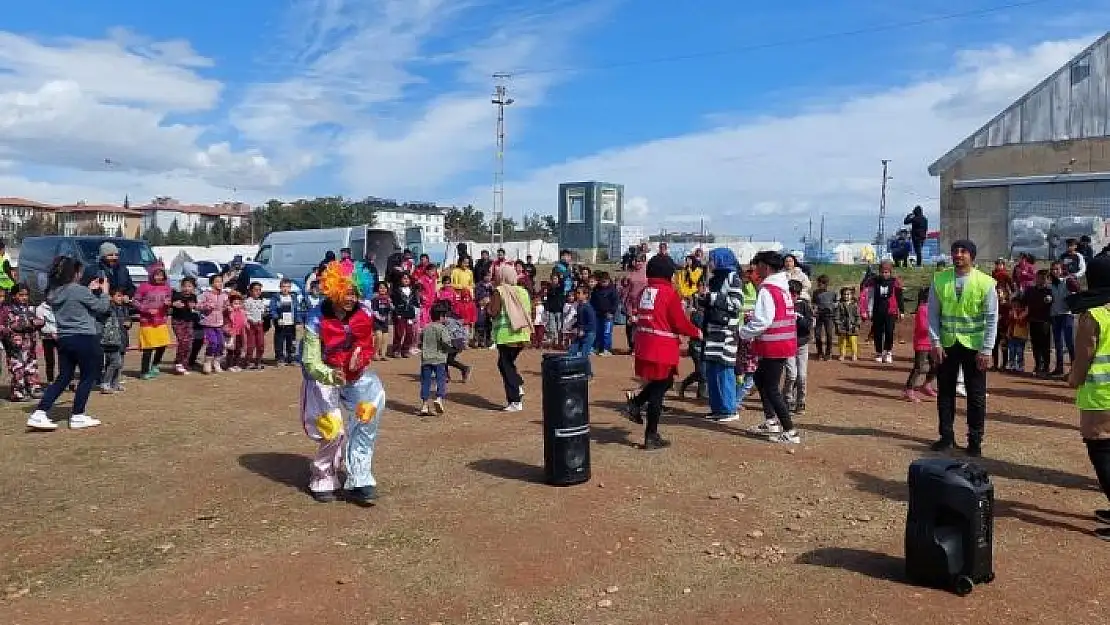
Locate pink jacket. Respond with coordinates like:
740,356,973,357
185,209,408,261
197,289,229,328
134,282,172,327
913,303,931,351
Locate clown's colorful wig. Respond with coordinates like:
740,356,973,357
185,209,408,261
319,260,374,303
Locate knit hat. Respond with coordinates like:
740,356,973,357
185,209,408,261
99,242,119,257
646,254,676,280
950,239,977,259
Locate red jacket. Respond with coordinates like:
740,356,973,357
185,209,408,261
913,303,931,352
633,278,701,380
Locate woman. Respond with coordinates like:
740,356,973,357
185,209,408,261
783,254,811,301
674,256,703,302
625,255,701,449
700,248,745,421
26,257,110,431
488,264,532,412
134,263,173,379
450,256,475,296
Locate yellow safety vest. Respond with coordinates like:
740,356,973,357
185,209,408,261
1077,306,1110,410
932,268,994,350
741,282,757,314
0,252,14,290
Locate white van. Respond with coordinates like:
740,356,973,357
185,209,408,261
254,226,401,287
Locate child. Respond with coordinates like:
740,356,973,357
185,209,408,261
224,293,249,372
531,296,546,349
545,274,566,349
1,284,43,401
904,286,937,402
992,286,1012,372
243,282,269,370
835,287,861,361
568,285,597,378
305,281,323,310
170,276,199,375
197,275,230,374
1026,269,1054,377
369,282,393,361
390,273,419,358
812,275,837,361
473,272,494,348
269,278,303,366
735,281,758,408
436,275,457,307
100,287,131,394
1007,296,1030,373
34,299,58,383
590,271,619,356
134,264,173,379
443,308,472,382
678,306,706,399
783,280,812,414
561,298,578,350
300,260,384,504
419,301,455,416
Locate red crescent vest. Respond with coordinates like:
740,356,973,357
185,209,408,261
751,282,797,359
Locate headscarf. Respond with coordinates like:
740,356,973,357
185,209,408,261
495,263,518,286
494,263,529,331
707,247,739,272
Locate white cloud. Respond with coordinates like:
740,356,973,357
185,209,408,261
0,29,285,203
483,35,1096,241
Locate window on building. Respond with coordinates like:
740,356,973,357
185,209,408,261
1072,54,1091,85
566,189,585,223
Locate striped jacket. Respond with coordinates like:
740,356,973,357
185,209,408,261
699,270,744,366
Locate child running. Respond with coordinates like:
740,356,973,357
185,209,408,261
903,286,937,402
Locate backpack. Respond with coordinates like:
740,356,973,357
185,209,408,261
101,313,124,350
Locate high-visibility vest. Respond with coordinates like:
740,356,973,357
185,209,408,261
741,282,757,314
1077,306,1110,410
0,253,14,290
933,268,995,351
751,282,797,358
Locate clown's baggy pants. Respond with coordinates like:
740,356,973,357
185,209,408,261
301,370,386,493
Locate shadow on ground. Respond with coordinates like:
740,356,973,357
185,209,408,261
467,458,546,484
238,452,309,489
795,547,907,583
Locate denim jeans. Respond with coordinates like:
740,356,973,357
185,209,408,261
705,361,737,415
568,332,596,377
1051,314,1075,370
420,363,447,400
594,317,613,352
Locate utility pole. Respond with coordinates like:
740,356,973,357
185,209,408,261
877,159,891,246
491,74,514,247
819,214,825,256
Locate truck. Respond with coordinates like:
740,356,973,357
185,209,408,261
253,226,401,288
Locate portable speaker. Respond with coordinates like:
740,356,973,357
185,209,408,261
541,353,591,486
905,458,995,596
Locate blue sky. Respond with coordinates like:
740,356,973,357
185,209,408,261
0,0,1107,244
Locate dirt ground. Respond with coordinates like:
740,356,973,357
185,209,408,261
0,323,1107,625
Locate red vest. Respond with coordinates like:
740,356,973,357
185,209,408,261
751,282,797,359
634,280,686,367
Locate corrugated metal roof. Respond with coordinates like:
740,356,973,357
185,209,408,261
929,32,1110,176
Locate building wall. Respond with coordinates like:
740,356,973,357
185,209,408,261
939,137,1110,259
376,210,446,244
558,182,623,255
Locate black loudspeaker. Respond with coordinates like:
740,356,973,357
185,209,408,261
905,458,995,596
541,353,591,486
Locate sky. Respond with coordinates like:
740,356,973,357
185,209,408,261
1,0,1108,245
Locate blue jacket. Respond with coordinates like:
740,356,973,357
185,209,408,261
269,292,305,324
575,301,598,333
590,284,619,316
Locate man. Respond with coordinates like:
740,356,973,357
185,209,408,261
903,206,929,267
473,250,492,283
523,254,537,282
927,239,999,456
96,242,135,297
620,254,649,352
493,248,509,271
0,238,15,292
1061,238,1088,279
740,251,800,444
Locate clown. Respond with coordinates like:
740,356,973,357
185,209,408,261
300,260,386,504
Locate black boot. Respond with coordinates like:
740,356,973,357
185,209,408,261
310,490,337,503
678,380,690,399
696,383,707,400
930,437,955,452
346,485,378,504
625,391,644,424
966,437,983,458
644,433,671,450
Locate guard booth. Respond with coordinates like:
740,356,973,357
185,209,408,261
558,181,623,263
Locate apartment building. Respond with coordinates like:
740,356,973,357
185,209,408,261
0,197,57,239
55,202,142,237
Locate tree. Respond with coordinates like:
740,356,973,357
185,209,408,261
143,224,166,246
77,222,106,236
165,219,189,245
209,218,231,245
520,212,558,241
190,223,210,246
14,214,57,242
444,205,489,241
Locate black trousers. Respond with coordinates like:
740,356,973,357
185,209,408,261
1029,320,1051,373
625,323,636,352
814,314,834,358
912,237,925,267
632,377,673,437
754,357,793,430
936,342,987,444
496,344,524,403
872,312,895,353
447,351,468,373
1086,438,1110,505
273,326,297,363
42,337,58,382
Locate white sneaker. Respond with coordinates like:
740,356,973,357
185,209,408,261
503,402,523,412
883,352,894,364
956,383,967,397
202,360,213,375
769,430,801,444
749,419,783,435
69,414,102,429
26,410,58,431
174,364,188,375
519,385,526,398
228,366,242,373
875,355,883,363
213,361,223,373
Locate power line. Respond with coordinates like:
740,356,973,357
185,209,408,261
507,0,1061,76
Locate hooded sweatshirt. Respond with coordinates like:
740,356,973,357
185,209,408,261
739,271,792,342
48,283,111,337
